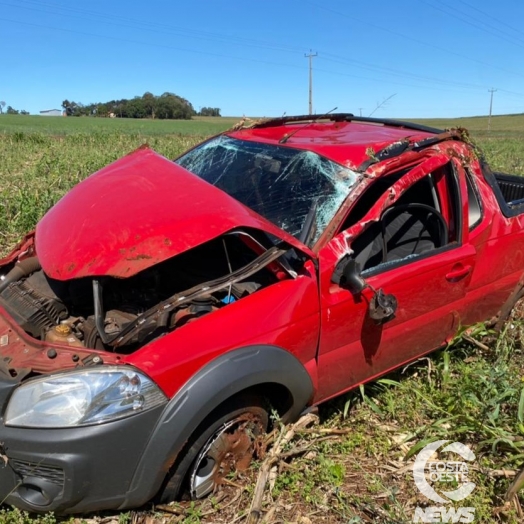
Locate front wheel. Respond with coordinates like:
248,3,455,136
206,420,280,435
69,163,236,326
158,396,269,502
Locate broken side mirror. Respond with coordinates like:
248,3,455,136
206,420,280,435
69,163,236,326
332,255,366,293
332,255,398,324
369,289,398,324
341,258,367,294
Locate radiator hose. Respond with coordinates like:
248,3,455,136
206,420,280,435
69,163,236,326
0,257,41,294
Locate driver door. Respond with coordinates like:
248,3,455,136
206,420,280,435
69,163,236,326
315,158,475,402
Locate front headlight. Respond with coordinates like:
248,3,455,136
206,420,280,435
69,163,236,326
5,366,167,428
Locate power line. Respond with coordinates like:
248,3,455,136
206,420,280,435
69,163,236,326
5,0,524,99
4,3,524,115
0,16,311,72
2,0,305,55
421,0,524,50
305,50,317,114
5,13,524,108
305,0,524,80
0,15,490,99
456,0,524,40
9,0,524,91
320,54,491,91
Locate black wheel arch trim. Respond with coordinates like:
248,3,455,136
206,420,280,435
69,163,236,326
121,344,314,508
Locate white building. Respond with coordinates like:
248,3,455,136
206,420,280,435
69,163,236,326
40,109,63,116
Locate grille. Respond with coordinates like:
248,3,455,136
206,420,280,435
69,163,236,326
11,459,65,487
0,281,67,338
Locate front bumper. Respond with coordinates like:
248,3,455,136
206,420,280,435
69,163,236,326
0,375,165,514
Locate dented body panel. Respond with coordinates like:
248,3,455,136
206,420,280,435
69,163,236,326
37,148,313,280
123,269,320,398
228,119,435,170
1,114,524,513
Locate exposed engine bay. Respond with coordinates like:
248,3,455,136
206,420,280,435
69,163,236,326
0,233,293,354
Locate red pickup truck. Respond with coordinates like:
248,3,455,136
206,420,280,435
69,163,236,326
0,114,522,514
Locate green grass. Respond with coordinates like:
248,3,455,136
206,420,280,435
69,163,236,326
413,113,524,135
0,114,524,523
0,132,208,251
2,112,524,137
0,114,239,136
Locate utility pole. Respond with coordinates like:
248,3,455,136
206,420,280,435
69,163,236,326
358,107,363,117
305,50,317,115
488,88,497,132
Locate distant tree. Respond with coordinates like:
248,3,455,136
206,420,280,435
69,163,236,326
6,106,19,114
115,102,124,118
125,96,147,118
96,103,109,117
75,102,87,116
61,101,90,117
155,96,173,120
142,92,156,118
199,107,221,117
0,101,5,114
20,110,29,115
153,92,194,120
61,99,72,115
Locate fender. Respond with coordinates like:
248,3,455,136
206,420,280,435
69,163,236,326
121,344,314,508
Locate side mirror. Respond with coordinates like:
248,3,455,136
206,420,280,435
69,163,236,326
332,256,367,293
341,259,367,293
332,255,398,324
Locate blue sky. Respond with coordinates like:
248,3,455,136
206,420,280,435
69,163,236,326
1,0,524,118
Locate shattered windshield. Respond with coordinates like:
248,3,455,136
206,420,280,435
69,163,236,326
176,135,358,246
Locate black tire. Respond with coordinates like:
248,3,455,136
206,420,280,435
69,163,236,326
157,395,269,503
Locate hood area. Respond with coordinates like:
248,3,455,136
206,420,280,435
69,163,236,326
36,147,311,280
0,226,296,370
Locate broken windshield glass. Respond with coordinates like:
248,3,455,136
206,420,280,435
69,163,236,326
176,135,358,246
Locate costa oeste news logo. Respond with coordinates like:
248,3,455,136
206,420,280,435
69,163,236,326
412,440,476,523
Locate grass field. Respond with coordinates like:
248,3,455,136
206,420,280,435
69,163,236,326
0,114,524,523
0,114,240,136
2,112,524,136
413,113,524,134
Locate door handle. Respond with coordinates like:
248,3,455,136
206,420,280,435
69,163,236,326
446,264,472,282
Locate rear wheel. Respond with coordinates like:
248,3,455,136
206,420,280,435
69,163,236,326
158,396,269,502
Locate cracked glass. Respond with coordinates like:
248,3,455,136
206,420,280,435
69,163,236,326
176,135,358,246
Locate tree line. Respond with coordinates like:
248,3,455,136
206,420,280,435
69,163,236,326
0,101,29,115
62,92,221,119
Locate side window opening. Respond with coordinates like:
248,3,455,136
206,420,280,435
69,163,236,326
349,163,459,274
339,171,404,232
395,174,440,209
339,169,441,233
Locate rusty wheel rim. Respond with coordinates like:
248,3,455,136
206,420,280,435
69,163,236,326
189,413,265,499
